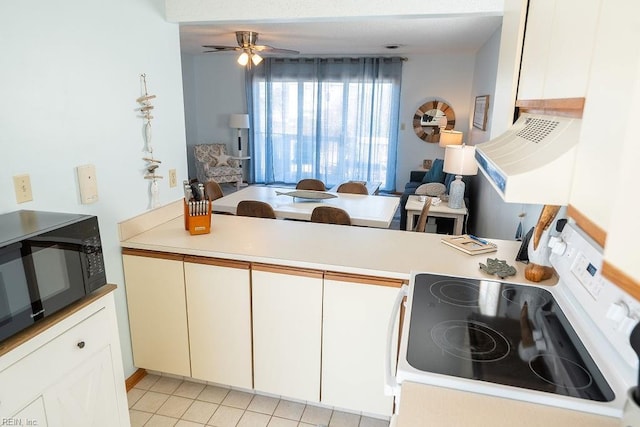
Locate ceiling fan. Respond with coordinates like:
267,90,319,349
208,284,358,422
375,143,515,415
203,31,299,66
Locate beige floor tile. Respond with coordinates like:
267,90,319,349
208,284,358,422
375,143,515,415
237,411,271,427
197,385,230,404
207,405,244,427
176,420,205,427
151,376,184,394
183,400,219,424
157,395,195,419
359,416,390,427
247,395,280,415
127,388,146,408
329,411,360,427
273,400,305,421
300,404,332,425
132,391,170,413
222,390,254,409
267,417,299,427
174,381,207,399
145,413,179,426
134,373,161,390
129,409,153,427
296,423,315,427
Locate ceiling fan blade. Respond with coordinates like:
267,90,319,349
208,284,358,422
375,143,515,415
254,45,300,55
202,45,240,52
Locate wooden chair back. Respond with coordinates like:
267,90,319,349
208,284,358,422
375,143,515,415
204,181,224,201
310,206,351,226
336,182,368,195
415,197,432,233
296,179,326,191
237,200,277,219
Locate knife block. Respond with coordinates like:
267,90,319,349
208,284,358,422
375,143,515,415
183,199,212,235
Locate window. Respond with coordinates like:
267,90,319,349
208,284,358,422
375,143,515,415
248,57,403,192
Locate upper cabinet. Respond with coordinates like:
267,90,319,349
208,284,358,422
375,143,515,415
518,0,600,100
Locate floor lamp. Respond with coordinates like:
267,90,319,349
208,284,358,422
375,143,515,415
229,114,250,157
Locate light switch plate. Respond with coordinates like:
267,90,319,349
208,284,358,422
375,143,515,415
77,164,98,204
13,174,33,203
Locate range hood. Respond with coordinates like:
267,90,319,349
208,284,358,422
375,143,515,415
475,112,581,205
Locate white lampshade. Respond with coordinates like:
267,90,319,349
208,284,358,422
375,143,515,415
444,145,478,176
439,130,463,147
237,52,249,66
229,114,250,129
251,52,263,66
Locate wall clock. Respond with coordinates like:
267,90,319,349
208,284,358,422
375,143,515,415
413,100,456,143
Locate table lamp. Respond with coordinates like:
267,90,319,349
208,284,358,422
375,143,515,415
443,145,478,209
229,114,250,157
439,130,463,147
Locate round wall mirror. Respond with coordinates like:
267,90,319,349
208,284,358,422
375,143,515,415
413,100,456,143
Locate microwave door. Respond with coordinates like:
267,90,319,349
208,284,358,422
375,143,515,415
27,240,86,317
0,243,40,341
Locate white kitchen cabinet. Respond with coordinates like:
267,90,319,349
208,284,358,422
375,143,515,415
321,273,401,416
0,287,129,426
184,256,252,389
122,249,190,377
251,264,323,402
518,0,600,100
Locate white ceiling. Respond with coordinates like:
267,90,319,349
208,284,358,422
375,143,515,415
179,15,503,56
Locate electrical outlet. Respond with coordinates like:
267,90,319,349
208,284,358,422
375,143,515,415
168,169,177,188
13,174,33,203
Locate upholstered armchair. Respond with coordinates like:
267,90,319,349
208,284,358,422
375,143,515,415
193,143,243,189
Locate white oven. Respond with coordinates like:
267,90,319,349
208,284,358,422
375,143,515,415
385,222,638,418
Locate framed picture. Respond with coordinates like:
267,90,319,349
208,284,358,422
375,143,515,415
473,95,490,131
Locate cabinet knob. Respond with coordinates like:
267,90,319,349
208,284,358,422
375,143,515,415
77,341,86,349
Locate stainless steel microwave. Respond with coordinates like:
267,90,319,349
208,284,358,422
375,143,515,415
0,210,106,342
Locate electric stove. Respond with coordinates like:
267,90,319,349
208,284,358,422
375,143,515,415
389,222,639,418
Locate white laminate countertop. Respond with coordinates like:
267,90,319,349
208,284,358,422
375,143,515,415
119,206,556,286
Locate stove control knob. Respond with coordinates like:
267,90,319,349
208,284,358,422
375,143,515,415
619,316,639,335
606,301,629,322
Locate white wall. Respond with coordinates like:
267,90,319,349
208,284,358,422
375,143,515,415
396,54,476,191
0,0,188,377
182,53,248,180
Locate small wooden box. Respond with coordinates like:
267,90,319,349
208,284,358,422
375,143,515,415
183,199,212,235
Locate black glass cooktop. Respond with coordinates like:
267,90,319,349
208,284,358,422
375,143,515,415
406,273,614,402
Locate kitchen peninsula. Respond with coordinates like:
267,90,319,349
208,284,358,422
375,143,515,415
119,200,617,425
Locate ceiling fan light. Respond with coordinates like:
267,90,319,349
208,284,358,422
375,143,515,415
251,52,263,66
237,52,249,66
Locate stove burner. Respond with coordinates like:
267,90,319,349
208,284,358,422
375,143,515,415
501,286,550,308
430,280,480,307
431,320,510,362
529,354,593,390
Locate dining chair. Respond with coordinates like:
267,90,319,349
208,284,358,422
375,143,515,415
310,206,351,226
296,178,326,191
336,182,368,195
414,197,432,232
204,181,224,201
236,200,277,219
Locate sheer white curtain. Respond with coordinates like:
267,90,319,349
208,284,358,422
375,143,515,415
247,57,402,192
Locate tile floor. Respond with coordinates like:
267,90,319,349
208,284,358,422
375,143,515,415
128,374,391,427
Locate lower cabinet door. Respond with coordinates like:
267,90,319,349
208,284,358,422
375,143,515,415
43,345,123,427
321,274,401,416
184,258,252,389
123,252,190,377
12,397,48,427
251,265,323,402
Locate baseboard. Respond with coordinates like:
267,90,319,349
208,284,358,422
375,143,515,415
125,368,147,392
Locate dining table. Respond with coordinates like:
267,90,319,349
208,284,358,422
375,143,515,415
212,185,400,229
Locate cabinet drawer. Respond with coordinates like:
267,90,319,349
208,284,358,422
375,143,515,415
0,308,109,416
